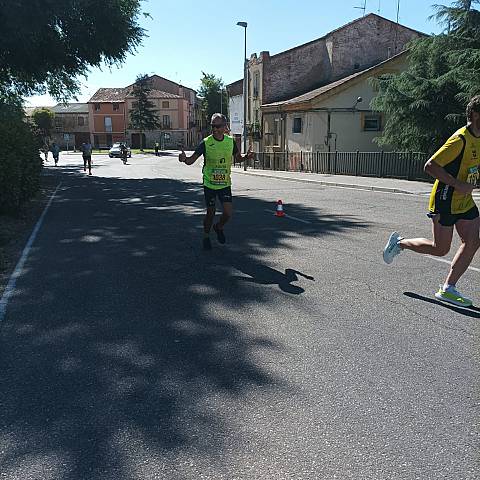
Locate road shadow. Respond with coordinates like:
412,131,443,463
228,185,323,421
0,168,369,479
404,292,480,318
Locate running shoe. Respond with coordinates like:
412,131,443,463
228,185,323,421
383,232,403,264
213,224,226,244
435,286,472,307
203,237,212,250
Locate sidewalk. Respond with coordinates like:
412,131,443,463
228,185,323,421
232,166,434,195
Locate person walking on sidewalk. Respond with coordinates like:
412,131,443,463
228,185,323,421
383,95,480,307
179,113,254,250
50,142,60,166
80,141,92,175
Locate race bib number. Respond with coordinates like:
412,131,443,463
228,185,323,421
211,168,227,185
466,166,479,186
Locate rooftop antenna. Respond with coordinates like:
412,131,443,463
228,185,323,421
354,0,367,16
394,0,400,53
378,0,381,14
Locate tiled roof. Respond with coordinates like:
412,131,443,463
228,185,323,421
88,87,129,103
125,89,182,99
89,87,182,103
51,103,89,113
263,52,407,108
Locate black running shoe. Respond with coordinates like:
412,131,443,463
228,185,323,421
213,224,226,244
203,237,212,250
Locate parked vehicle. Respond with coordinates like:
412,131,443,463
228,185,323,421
109,143,131,158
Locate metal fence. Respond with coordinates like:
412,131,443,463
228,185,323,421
234,151,431,182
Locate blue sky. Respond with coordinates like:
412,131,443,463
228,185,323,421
26,0,445,106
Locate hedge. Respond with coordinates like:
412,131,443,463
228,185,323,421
0,102,43,214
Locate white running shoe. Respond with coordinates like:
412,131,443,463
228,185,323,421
383,232,403,264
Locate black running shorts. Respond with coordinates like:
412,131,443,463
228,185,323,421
427,205,479,226
204,186,232,208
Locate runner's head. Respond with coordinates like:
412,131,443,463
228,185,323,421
466,96,480,127
211,113,227,139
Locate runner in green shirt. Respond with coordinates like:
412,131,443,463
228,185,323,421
179,113,254,250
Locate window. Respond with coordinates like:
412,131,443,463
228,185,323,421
163,115,171,128
104,116,112,133
162,101,169,108
55,117,62,127
94,103,100,111
363,113,382,132
293,117,302,134
113,103,119,111
253,72,260,98
78,116,84,126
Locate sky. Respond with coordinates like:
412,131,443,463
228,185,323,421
25,0,445,107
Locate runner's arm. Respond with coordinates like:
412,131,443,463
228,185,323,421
179,141,204,165
424,135,474,195
179,150,200,165
234,144,254,163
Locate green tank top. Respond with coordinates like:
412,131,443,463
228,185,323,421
203,134,234,190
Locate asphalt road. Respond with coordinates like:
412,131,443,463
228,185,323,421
0,152,478,480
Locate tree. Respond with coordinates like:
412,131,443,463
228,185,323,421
371,0,480,154
129,74,160,151
31,108,55,145
198,73,228,126
0,0,146,101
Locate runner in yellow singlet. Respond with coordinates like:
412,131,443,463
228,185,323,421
383,96,480,307
179,113,254,250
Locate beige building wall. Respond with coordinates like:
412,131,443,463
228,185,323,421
283,57,407,153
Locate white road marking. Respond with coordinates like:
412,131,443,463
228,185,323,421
0,183,62,324
264,209,311,224
426,254,480,273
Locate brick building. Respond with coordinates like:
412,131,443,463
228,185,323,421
88,75,202,149
227,13,425,151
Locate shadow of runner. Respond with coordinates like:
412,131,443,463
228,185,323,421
0,171,369,479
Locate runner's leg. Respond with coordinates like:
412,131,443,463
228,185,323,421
399,215,453,256
445,216,480,285
204,207,216,234
217,202,232,230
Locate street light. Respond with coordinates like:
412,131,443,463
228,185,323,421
237,21,248,170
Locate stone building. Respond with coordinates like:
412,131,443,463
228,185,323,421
227,13,425,151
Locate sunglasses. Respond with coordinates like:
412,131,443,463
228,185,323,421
211,123,226,128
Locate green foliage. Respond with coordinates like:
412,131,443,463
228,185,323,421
129,74,161,149
198,73,228,124
0,101,43,213
371,1,480,154
0,0,146,101
31,108,55,142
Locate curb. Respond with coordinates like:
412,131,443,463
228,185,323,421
232,168,431,196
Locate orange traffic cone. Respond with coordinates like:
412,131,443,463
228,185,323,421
275,199,285,217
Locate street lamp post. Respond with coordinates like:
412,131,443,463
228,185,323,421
237,21,248,170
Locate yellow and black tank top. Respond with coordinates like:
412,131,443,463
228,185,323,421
429,126,480,214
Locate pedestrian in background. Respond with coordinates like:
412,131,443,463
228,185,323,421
80,141,93,175
50,142,60,166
